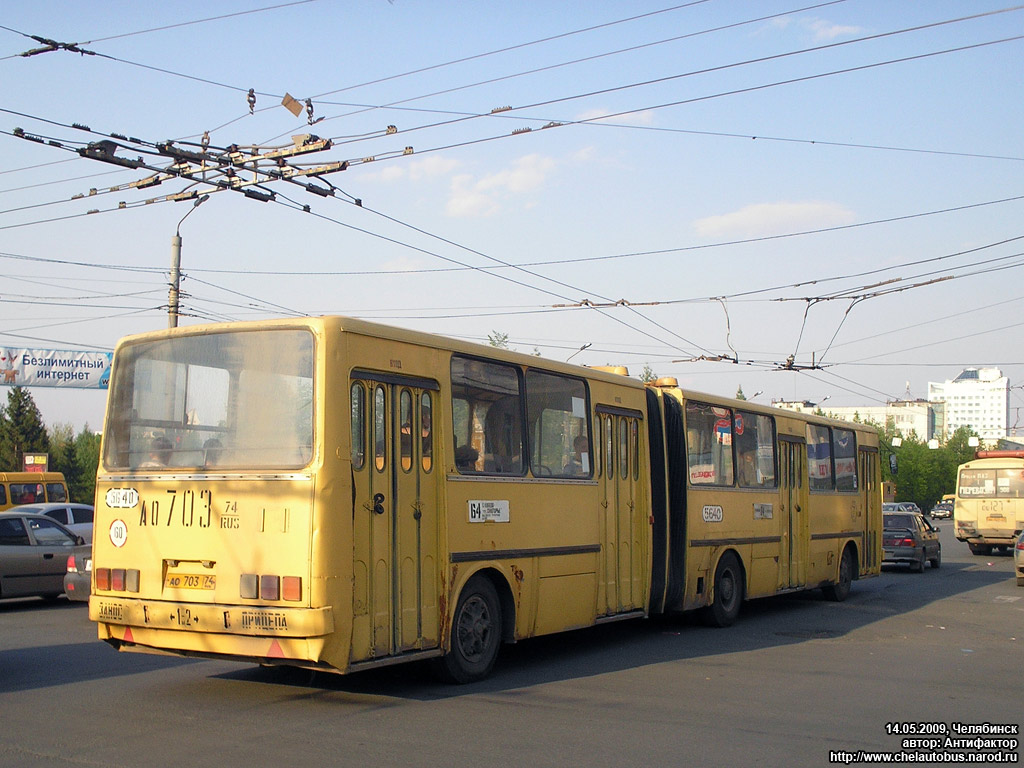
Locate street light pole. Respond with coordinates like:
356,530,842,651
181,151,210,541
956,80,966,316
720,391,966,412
169,195,209,328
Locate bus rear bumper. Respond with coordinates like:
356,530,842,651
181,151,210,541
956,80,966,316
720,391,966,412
90,596,336,664
959,535,1018,547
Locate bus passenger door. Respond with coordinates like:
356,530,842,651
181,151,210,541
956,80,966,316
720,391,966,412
598,409,642,615
351,375,439,660
779,439,808,590
860,449,878,572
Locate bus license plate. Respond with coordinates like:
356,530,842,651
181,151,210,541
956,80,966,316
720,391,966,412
165,573,216,590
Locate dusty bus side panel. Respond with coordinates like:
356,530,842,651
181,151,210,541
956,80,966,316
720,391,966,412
314,325,354,671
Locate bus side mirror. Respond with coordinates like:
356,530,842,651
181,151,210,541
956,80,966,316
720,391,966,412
889,454,898,476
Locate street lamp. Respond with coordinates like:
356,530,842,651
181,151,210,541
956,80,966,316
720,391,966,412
169,194,209,328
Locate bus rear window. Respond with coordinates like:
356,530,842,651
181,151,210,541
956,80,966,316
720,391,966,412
959,468,1024,498
103,329,314,470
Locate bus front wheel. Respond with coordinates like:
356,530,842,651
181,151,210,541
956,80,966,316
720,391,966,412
703,553,743,627
438,575,502,684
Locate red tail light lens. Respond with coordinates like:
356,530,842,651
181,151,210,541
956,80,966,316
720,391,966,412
112,569,126,591
240,573,302,601
282,576,302,602
66,555,77,573
96,568,110,590
260,575,280,601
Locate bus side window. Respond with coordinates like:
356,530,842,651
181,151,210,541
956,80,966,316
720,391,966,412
632,420,639,481
0,484,6,506
833,428,857,491
46,483,68,502
808,424,833,492
685,402,733,485
618,418,629,480
524,369,589,478
605,415,614,479
374,385,386,472
351,382,366,470
450,356,524,476
400,388,413,473
421,392,433,473
736,411,776,488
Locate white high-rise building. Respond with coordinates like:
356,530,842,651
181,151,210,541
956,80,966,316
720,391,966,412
772,400,945,441
927,368,1009,444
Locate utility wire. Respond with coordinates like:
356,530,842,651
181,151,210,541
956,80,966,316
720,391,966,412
267,0,846,142
290,8,1024,150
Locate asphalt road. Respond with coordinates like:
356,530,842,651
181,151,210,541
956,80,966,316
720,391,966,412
2,522,1021,768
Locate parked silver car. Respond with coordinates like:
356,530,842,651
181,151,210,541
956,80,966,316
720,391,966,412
8,503,94,543
0,511,89,600
883,511,941,572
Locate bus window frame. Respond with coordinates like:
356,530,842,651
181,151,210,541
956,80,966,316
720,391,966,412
734,409,778,490
833,426,859,493
525,368,592,479
807,424,834,493
351,381,366,471
685,401,735,487
450,355,526,477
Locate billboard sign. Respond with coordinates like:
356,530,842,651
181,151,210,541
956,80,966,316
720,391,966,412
1,348,112,389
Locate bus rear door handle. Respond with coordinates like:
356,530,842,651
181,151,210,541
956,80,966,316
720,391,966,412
372,493,385,515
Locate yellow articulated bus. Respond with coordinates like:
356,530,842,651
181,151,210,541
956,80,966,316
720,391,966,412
90,317,880,682
954,450,1024,555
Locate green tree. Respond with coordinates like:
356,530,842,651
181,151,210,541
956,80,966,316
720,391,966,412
47,422,102,503
871,421,979,512
640,365,657,383
72,426,102,504
0,386,50,471
735,386,747,400
48,421,80,493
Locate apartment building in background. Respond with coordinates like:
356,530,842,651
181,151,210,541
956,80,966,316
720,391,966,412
927,367,1009,444
773,399,945,442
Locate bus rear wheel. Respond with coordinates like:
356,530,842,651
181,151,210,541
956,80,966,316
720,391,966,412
703,553,743,627
823,546,854,602
438,575,501,684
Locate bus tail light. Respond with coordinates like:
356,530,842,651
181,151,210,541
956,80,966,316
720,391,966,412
282,576,302,601
240,574,258,599
240,573,302,602
93,567,139,593
260,575,279,601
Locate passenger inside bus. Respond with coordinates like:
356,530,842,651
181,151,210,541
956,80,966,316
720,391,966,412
563,435,590,476
203,438,223,467
483,398,522,474
455,444,478,471
140,437,173,468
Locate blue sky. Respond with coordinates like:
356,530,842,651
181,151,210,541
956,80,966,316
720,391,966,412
1,1,1022,435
